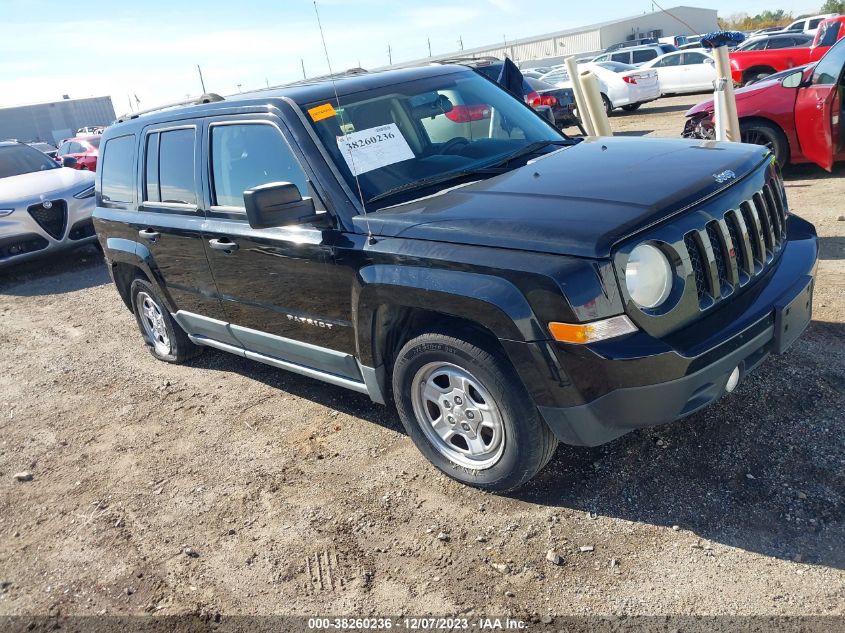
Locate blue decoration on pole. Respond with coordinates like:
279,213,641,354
700,31,746,49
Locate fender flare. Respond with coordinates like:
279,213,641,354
104,237,176,313
353,264,547,367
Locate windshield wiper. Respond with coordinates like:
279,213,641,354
367,139,573,205
367,164,510,204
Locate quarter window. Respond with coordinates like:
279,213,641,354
100,135,135,204
210,123,308,208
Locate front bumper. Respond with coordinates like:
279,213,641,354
0,196,96,267
518,216,818,447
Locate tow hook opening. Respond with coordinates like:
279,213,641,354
725,366,741,393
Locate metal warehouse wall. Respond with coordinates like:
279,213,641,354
599,7,718,48
0,96,115,145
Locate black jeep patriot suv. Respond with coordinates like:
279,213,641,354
94,65,818,491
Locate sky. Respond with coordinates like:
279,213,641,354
0,0,825,112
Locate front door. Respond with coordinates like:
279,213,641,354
200,116,358,377
794,38,845,170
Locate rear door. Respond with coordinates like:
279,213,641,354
653,52,683,92
681,51,717,90
132,121,225,317
794,38,845,170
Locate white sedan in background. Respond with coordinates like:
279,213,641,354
539,61,660,115
639,50,716,95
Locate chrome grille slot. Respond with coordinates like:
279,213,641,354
740,200,765,266
684,232,707,302
725,211,749,280
706,222,728,288
762,184,782,243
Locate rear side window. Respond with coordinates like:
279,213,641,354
100,135,135,204
144,128,196,205
210,123,308,208
632,49,657,63
610,52,630,63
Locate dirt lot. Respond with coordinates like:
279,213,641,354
0,95,843,627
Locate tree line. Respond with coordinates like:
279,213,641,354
718,3,843,31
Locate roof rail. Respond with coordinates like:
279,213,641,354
115,92,225,123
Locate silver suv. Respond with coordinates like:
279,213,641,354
0,141,97,266
592,44,677,66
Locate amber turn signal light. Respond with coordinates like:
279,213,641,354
548,315,637,344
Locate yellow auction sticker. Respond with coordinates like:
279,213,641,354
308,102,337,122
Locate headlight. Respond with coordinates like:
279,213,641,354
0,209,13,217
625,243,673,309
73,185,95,199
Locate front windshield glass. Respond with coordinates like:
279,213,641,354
304,71,566,207
0,144,59,178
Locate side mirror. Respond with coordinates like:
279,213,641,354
61,156,78,168
243,181,319,229
782,70,804,89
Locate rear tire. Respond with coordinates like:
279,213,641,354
739,120,789,166
130,279,201,363
392,329,557,492
602,94,613,116
621,102,642,112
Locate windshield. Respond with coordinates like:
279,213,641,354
597,61,636,73
305,71,566,207
0,144,59,178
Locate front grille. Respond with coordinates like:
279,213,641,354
27,200,67,240
683,178,788,310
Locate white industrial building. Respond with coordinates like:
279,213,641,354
390,5,718,70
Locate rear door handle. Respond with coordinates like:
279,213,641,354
208,237,239,253
138,228,160,242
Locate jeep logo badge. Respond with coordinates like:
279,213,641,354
713,170,736,184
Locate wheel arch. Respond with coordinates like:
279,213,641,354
742,65,777,83
738,116,791,164
104,238,172,312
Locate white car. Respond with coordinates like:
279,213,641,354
0,141,96,267
779,13,838,36
539,61,660,115
639,50,716,95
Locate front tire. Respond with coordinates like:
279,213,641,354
392,329,557,492
130,279,200,363
740,120,789,166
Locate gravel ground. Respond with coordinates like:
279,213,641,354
0,95,843,626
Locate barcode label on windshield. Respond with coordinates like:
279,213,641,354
336,123,414,176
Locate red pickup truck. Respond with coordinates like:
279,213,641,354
730,16,845,85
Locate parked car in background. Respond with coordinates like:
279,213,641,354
729,16,845,85
0,141,96,266
592,43,678,66
76,126,105,135
732,32,813,53
750,26,785,36
605,37,659,51
684,37,845,170
524,77,585,133
27,142,60,161
542,62,660,114
640,50,716,94
780,13,838,36
57,135,101,171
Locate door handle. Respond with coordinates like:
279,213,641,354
208,237,239,253
138,228,160,242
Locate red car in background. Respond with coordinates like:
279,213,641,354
729,16,845,85
56,135,101,171
684,36,845,171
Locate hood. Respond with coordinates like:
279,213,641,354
354,136,769,258
0,167,94,205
